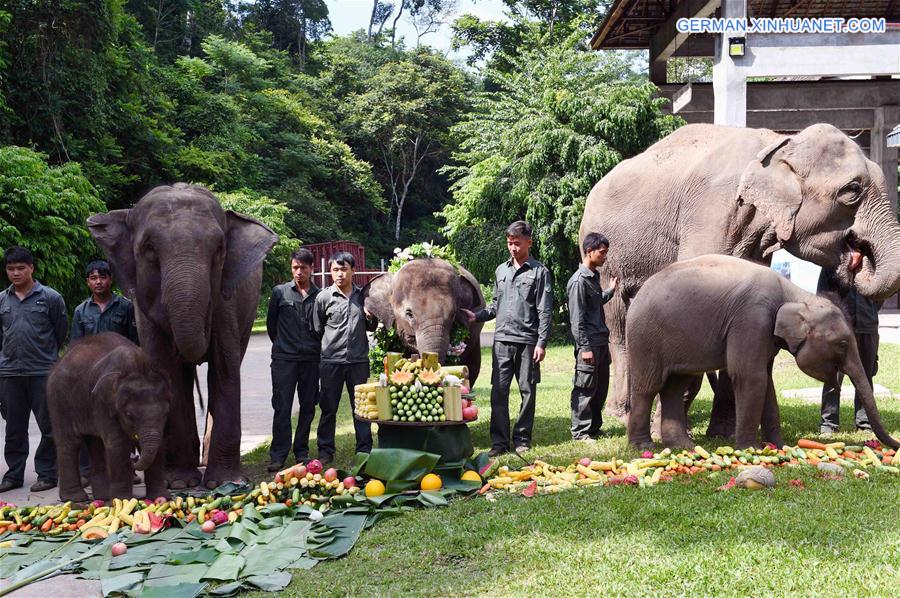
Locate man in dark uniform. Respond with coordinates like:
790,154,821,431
566,233,617,441
71,259,139,485
463,221,553,457
266,248,321,472
313,252,378,466
0,247,67,493
71,260,139,344
818,267,881,435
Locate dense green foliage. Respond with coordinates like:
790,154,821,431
0,146,106,309
441,36,681,303
1,1,681,293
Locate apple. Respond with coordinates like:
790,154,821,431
154,496,168,505
579,457,592,467
342,476,357,488
461,399,471,410
111,542,128,557
201,520,216,533
91,499,105,508
462,405,478,421
293,464,308,478
323,468,338,482
306,459,323,475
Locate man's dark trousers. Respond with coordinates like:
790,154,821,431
490,341,540,451
570,345,609,440
317,363,372,457
821,333,878,431
270,360,319,464
1,376,57,485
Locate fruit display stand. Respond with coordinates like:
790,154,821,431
358,417,475,464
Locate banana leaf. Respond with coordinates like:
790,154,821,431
352,448,441,483
202,554,245,581
100,571,143,597
139,581,207,597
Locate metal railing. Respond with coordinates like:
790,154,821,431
314,258,387,288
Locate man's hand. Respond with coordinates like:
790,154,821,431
608,277,618,291
461,308,476,324
533,346,545,363
581,350,594,365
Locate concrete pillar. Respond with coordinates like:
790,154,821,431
650,59,667,85
712,0,746,126
872,106,899,215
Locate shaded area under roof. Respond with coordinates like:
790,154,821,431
592,0,900,50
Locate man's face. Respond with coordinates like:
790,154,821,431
87,271,113,297
330,262,353,287
507,235,532,263
292,260,312,286
587,245,609,268
5,262,34,288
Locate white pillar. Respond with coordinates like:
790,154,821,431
713,0,746,126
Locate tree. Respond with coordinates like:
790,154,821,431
347,49,469,241
238,0,331,64
441,37,681,305
367,1,394,42
409,0,458,46
0,146,107,311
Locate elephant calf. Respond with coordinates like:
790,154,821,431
48,333,171,501
626,255,899,450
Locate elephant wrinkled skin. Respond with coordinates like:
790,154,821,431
580,123,900,434
88,184,278,489
626,255,899,451
364,258,485,385
48,333,172,501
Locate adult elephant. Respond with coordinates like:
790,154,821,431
88,184,278,489
364,258,486,385
580,123,900,436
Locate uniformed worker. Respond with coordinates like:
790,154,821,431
817,267,880,436
313,252,378,465
462,221,553,457
266,248,321,472
71,260,139,344
0,247,67,494
566,233,617,442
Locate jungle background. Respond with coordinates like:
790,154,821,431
0,0,681,317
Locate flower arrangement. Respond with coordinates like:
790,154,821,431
389,242,459,273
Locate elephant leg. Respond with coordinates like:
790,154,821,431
203,342,244,489
659,375,694,449
651,374,700,441
604,292,629,422
144,451,168,500
88,437,110,501
105,436,134,499
706,370,737,438
58,434,89,502
761,362,783,446
730,369,768,449
626,388,656,450
165,362,202,489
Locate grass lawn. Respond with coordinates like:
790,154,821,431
241,343,900,596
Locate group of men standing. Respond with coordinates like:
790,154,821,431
0,247,136,493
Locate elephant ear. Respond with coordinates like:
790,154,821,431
87,210,137,299
736,137,803,246
363,273,395,328
222,211,279,300
89,345,134,416
774,302,809,353
455,266,484,322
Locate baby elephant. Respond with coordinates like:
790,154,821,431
626,255,899,450
48,333,171,501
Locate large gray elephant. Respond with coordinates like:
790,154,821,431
580,123,900,435
88,184,278,489
626,255,899,451
363,258,486,385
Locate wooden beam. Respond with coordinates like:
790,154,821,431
591,0,640,49
650,0,721,63
667,108,876,131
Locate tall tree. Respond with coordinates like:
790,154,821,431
347,49,468,240
239,0,331,64
408,0,458,46
367,0,394,42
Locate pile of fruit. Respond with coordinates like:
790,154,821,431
389,370,447,422
354,382,380,420
481,440,898,496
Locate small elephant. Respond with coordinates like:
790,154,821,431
48,333,172,501
364,258,486,385
626,255,899,450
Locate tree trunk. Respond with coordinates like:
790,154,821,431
367,0,378,41
391,2,405,50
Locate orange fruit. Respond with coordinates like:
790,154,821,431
420,473,442,491
365,479,386,497
460,470,482,483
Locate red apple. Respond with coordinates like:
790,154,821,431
342,476,357,488
201,520,216,533
323,468,338,482
306,459,323,475
460,386,471,395
292,464,308,478
462,405,478,421
461,399,471,410
579,457,592,467
111,542,128,557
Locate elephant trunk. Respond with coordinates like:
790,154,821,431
850,198,900,301
844,354,900,449
133,431,163,471
415,319,450,363
162,257,212,364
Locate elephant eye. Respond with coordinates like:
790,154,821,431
404,308,414,320
837,181,862,206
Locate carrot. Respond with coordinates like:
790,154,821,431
478,483,491,495
40,518,53,533
711,464,721,472
798,439,827,450
7,524,17,532
21,524,32,532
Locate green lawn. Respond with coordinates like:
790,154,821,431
242,343,900,596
